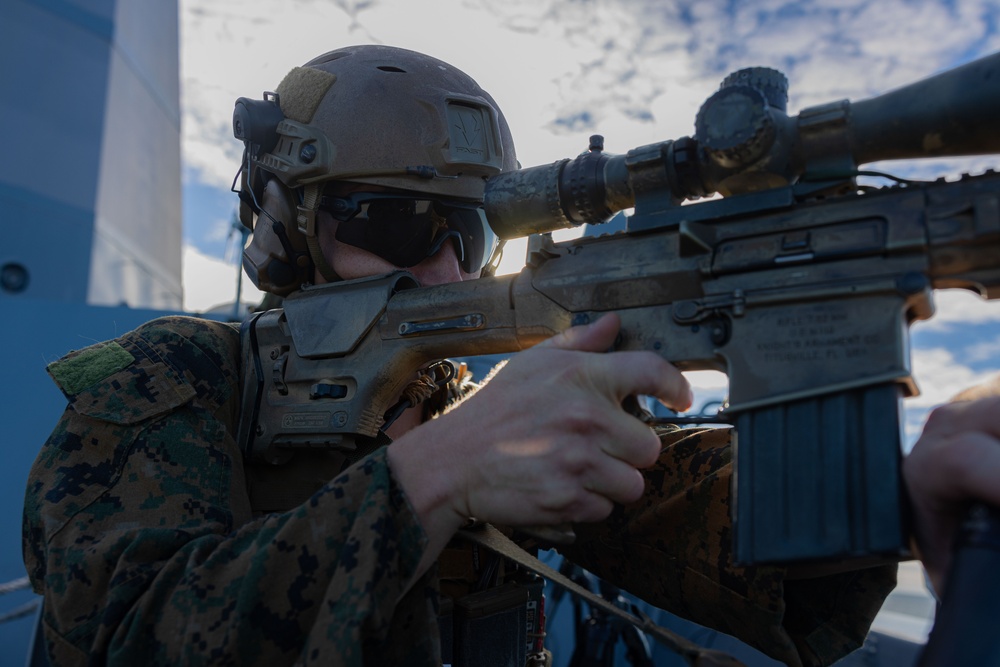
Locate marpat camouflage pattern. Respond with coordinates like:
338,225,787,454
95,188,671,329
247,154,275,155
23,316,894,666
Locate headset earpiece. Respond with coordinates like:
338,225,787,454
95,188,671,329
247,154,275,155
233,93,285,227
233,93,284,154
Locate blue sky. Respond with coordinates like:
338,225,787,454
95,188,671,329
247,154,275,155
177,0,1000,443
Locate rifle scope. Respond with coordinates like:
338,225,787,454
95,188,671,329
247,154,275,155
484,51,1000,239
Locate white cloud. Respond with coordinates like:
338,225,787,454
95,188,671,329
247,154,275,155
182,244,265,314
202,212,237,245
904,344,999,448
965,338,1000,364
179,0,1000,193
915,289,1000,331
180,0,366,188
907,346,999,409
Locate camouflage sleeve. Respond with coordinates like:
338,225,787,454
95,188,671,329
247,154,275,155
22,316,439,666
559,425,897,667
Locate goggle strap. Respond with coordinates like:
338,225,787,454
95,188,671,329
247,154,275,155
481,239,506,278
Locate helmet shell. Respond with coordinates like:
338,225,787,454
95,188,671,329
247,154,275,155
273,44,516,200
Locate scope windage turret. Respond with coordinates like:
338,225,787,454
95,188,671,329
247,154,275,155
483,52,1000,241
695,67,789,169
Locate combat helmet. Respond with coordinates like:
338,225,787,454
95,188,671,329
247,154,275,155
233,45,517,295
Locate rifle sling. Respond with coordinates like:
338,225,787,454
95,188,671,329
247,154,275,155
455,523,747,667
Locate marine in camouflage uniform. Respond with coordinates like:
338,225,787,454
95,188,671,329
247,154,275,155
24,45,896,666
23,315,895,666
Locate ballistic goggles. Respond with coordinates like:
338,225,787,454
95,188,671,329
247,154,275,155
319,192,498,274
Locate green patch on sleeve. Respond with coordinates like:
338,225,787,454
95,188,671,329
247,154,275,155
48,341,135,395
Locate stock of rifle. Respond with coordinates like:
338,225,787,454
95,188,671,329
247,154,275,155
237,52,1000,661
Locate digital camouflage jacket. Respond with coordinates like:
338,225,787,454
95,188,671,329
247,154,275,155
23,316,896,666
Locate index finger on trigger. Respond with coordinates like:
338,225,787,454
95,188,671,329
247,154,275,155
593,350,693,413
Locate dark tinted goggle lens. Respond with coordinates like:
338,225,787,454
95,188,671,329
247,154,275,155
321,194,497,273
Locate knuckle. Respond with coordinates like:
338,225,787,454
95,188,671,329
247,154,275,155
559,446,594,477
633,431,662,468
558,399,602,434
618,469,647,505
921,404,960,437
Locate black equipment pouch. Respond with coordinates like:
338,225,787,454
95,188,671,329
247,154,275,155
441,583,529,667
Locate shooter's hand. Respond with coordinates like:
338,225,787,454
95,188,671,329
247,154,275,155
387,314,691,567
904,375,1000,594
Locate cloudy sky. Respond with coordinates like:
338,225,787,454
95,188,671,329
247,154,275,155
176,0,1000,444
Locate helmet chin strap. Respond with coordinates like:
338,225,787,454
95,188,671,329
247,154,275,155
298,183,341,283
307,234,340,283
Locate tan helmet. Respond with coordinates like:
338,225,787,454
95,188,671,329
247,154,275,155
234,45,518,295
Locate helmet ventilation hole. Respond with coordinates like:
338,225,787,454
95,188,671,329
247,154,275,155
377,66,406,73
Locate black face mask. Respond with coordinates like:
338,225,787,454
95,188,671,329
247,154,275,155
320,193,497,274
